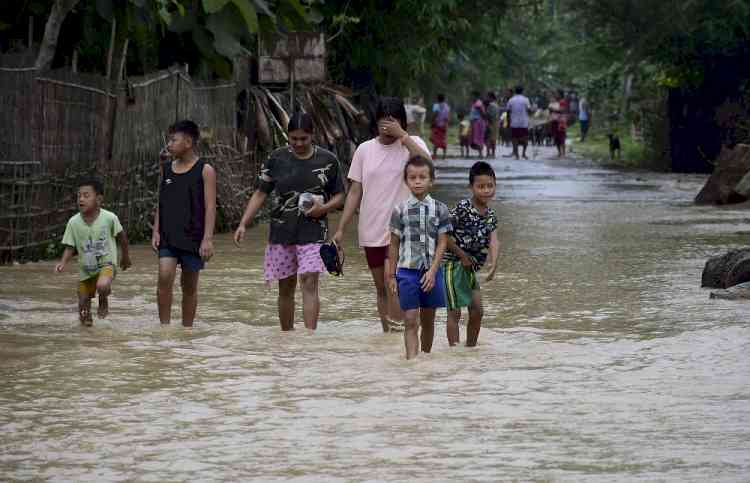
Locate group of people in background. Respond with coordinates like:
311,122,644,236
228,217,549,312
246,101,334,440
428,87,592,160
56,97,499,360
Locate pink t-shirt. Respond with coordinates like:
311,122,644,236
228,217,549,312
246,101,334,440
348,135,430,247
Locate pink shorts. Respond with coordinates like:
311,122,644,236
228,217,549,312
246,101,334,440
264,243,325,282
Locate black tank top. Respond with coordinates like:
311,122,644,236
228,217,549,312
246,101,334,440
158,159,206,253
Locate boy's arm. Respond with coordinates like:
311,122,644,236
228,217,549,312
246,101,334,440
151,163,163,252
485,229,499,281
151,205,160,252
200,164,217,261
116,230,132,271
422,232,448,292
446,236,473,268
387,233,400,295
55,246,76,273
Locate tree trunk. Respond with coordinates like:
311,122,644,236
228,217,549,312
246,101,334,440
622,71,634,115
668,87,722,173
34,0,82,70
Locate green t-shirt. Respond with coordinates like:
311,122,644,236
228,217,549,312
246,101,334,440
61,209,123,280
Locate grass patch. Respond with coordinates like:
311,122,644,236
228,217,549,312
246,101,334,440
574,122,666,170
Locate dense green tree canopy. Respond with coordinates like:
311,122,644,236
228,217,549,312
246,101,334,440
4,0,750,170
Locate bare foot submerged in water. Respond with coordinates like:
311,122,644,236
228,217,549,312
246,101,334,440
79,303,93,326
97,294,109,319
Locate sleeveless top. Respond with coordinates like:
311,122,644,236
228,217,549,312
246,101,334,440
158,159,206,253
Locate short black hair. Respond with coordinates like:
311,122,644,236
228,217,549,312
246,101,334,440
404,155,435,181
487,91,497,101
469,161,496,185
515,85,524,94
288,111,314,133
78,177,104,195
169,119,200,143
375,96,407,130
437,94,445,102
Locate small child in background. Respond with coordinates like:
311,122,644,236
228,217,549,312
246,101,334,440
55,178,131,325
443,161,499,347
458,113,471,158
387,156,452,359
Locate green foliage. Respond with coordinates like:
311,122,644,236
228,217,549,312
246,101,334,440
575,122,663,170
320,0,512,97
0,0,312,77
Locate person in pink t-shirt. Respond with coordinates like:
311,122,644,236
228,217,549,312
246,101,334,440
333,97,432,332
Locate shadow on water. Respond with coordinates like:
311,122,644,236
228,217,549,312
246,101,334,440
1,148,749,481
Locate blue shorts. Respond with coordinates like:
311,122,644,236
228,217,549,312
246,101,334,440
159,245,204,272
396,267,446,310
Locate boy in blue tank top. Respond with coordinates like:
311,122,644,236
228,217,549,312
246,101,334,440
152,120,217,327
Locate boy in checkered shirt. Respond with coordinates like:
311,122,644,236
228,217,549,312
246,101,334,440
386,155,452,359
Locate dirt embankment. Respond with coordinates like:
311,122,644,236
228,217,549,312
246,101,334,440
695,144,750,205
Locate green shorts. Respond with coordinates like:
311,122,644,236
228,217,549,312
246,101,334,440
443,260,479,310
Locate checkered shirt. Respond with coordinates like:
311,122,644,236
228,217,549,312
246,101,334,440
389,194,452,270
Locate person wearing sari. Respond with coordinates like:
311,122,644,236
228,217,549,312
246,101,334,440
469,91,486,158
429,94,450,160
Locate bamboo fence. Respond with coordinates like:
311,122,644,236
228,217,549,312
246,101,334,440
0,58,368,263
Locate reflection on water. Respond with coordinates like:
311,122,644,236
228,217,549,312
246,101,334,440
1,151,750,481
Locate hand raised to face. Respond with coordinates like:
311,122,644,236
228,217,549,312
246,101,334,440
378,117,407,140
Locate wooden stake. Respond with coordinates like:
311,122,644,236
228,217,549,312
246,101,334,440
105,18,116,79
72,49,78,73
117,38,129,81
28,16,33,51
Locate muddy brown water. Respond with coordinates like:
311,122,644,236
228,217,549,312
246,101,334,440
1,148,749,481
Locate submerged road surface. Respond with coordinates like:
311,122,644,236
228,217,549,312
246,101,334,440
1,145,749,481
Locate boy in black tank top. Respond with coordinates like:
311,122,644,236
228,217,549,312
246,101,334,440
151,120,217,326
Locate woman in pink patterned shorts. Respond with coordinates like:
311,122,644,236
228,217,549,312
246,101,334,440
234,113,345,330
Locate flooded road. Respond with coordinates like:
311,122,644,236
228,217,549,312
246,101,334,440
1,147,749,481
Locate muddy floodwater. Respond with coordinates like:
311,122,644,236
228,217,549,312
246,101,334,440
1,148,749,481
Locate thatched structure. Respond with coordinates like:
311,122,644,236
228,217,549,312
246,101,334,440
0,57,368,263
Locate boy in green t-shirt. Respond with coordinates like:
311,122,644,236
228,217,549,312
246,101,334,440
55,178,131,325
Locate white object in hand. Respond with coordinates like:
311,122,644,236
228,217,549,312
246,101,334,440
298,193,324,213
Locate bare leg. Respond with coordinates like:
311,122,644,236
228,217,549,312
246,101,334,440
466,290,483,347
388,278,403,330
447,308,461,346
299,272,320,330
404,308,420,359
521,141,528,159
278,275,297,331
96,272,113,318
370,265,402,332
512,140,519,159
78,293,93,326
419,308,436,353
180,270,200,327
157,257,178,324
